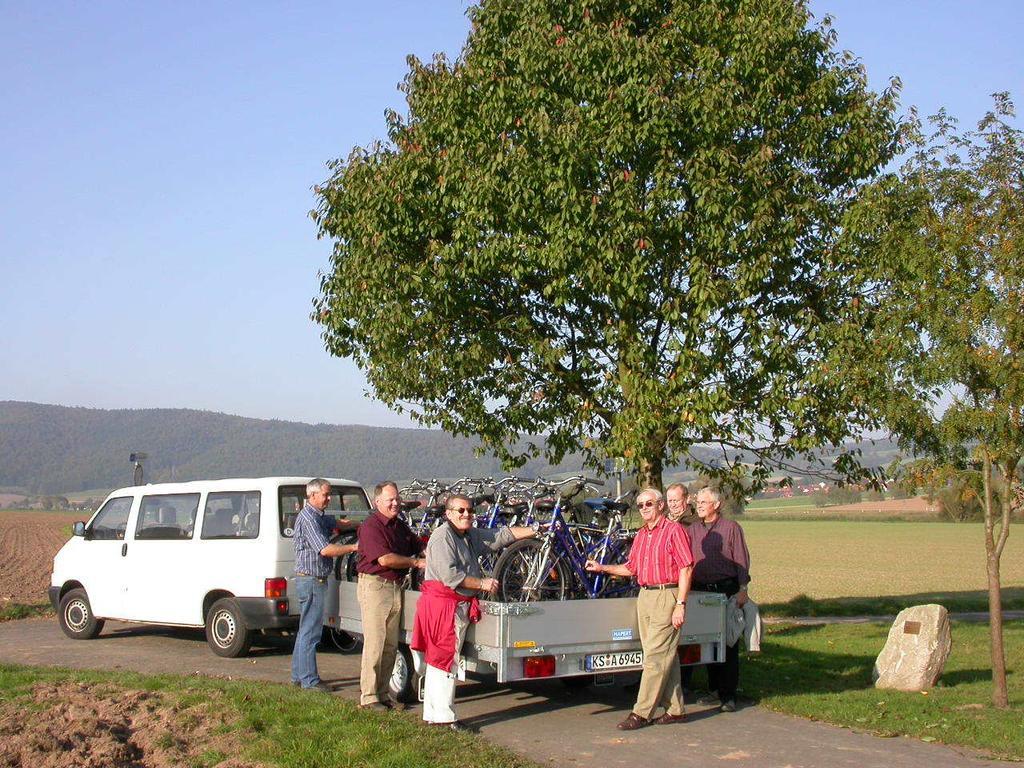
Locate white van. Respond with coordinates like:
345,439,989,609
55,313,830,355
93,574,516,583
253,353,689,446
49,476,370,657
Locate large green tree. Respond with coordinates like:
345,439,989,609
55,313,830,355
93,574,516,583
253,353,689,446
312,0,902,488
880,94,1023,708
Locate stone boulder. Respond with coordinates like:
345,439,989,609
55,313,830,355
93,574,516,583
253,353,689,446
873,604,952,691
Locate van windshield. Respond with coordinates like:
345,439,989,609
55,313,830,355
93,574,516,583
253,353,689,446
278,484,370,537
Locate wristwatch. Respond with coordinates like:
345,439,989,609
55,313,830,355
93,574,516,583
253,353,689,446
675,600,686,606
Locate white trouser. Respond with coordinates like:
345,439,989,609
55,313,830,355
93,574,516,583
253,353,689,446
413,603,470,724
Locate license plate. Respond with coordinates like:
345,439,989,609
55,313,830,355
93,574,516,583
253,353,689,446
585,651,643,671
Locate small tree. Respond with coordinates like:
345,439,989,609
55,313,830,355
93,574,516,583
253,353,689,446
881,94,1023,708
312,0,903,490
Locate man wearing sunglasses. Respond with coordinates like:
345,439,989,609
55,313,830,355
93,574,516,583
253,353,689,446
411,494,535,731
586,487,693,730
356,480,426,710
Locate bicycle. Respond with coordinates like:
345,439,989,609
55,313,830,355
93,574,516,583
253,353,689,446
492,476,637,602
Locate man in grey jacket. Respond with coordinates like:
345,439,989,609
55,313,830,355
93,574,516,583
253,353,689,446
411,495,534,731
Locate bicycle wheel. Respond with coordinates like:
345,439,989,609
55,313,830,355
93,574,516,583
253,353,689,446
493,538,571,602
332,532,359,582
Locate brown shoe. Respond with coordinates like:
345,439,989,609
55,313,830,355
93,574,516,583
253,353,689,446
617,712,651,731
655,712,687,725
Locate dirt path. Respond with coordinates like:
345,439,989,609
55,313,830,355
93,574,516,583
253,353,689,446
0,617,1012,768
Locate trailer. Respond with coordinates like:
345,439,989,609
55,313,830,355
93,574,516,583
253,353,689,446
326,580,727,701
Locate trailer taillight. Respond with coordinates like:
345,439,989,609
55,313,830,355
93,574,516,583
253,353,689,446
523,655,556,678
275,599,289,614
265,578,288,599
678,643,702,665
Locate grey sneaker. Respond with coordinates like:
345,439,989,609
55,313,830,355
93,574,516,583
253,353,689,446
697,693,720,706
720,698,737,712
303,681,333,693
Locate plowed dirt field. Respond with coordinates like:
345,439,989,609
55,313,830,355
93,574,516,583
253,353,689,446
0,512,80,605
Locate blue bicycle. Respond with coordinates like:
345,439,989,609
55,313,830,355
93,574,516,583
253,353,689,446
492,477,637,602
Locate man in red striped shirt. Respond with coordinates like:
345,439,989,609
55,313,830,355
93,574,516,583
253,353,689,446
586,487,694,730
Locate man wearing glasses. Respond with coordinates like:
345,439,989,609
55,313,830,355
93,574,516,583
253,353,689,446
411,494,535,731
291,478,357,691
356,480,425,710
586,487,693,730
689,485,751,713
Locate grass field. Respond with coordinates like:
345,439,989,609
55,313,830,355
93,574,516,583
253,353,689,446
740,620,1024,760
747,496,817,510
744,495,939,521
744,520,1024,610
0,664,535,768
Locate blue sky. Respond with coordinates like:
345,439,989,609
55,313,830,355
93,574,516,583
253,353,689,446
1,1,1021,428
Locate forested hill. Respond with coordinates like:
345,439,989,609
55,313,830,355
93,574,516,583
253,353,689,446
0,401,904,495
0,401,584,494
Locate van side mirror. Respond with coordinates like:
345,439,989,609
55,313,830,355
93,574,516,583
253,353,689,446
73,521,86,537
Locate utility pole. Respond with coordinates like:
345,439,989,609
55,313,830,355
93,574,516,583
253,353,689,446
130,452,148,486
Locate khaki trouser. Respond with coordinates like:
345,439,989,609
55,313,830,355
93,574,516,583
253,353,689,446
633,587,684,719
357,573,403,706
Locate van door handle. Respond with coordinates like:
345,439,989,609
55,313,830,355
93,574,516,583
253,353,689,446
121,543,127,557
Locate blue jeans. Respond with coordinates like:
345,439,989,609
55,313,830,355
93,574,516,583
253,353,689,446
291,575,326,688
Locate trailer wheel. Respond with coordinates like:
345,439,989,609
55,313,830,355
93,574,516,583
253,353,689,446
58,588,104,639
325,626,360,653
205,598,253,658
389,645,416,703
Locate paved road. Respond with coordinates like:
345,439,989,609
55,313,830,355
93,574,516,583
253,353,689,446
0,617,1011,768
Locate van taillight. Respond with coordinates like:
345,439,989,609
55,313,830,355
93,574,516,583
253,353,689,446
678,644,702,665
265,578,288,598
523,656,556,678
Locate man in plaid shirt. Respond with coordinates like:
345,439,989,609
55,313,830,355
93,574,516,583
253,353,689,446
290,478,356,691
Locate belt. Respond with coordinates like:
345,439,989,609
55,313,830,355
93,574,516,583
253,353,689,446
294,573,327,583
640,583,677,590
695,579,740,595
358,573,403,585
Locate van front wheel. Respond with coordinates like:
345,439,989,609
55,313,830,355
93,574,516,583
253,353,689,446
58,588,104,639
205,598,253,658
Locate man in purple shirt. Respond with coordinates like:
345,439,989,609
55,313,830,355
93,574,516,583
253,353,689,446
356,480,425,710
689,486,751,712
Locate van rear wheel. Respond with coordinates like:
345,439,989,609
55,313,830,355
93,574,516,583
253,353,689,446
58,588,104,639
205,598,253,658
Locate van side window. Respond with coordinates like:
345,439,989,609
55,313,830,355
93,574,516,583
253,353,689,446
89,497,132,540
278,485,369,537
136,493,200,540
337,486,370,513
201,491,261,539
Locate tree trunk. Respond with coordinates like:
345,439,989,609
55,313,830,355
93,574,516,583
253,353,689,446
636,454,664,492
982,454,1009,708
